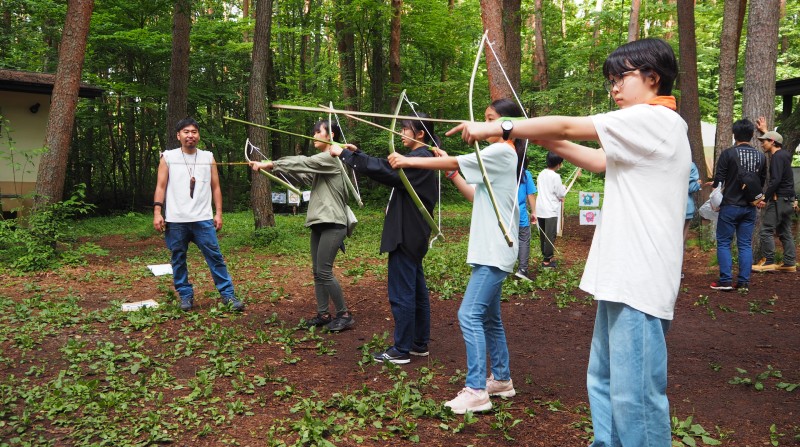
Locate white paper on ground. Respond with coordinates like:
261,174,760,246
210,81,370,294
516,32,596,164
147,264,173,276
121,299,159,311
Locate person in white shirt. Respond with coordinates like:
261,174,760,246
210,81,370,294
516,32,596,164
535,153,570,268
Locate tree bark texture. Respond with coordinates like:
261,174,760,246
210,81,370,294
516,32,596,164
742,0,780,135
627,0,640,42
165,0,191,151
35,0,94,208
390,0,402,89
479,0,521,101
676,0,704,181
249,0,275,228
713,0,745,167
335,0,357,110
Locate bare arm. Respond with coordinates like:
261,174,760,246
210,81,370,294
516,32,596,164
447,172,475,202
446,116,599,145
210,157,224,230
527,194,537,223
388,152,460,171
536,140,606,173
153,157,169,232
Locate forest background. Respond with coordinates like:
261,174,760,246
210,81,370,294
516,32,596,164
1,0,799,219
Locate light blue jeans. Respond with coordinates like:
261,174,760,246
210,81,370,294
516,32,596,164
587,301,671,447
459,265,511,390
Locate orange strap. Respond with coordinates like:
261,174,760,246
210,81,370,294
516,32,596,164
646,96,677,111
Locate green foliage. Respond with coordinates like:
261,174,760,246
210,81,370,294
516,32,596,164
0,185,97,271
729,365,783,391
671,415,722,446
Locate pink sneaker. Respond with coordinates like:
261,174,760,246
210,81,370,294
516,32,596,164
444,387,492,414
486,374,516,397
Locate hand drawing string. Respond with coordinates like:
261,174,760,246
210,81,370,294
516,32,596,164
402,93,444,247
247,140,293,186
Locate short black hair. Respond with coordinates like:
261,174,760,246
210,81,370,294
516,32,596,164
602,38,678,96
546,152,564,168
175,117,199,133
732,119,755,143
312,120,343,144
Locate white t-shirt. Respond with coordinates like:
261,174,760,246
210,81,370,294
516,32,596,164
163,148,215,222
581,104,690,320
536,169,566,218
457,142,520,273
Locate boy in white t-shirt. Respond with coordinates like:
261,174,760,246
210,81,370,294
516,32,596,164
535,153,569,268
448,38,689,447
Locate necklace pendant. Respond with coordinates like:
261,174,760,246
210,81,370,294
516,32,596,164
190,177,196,199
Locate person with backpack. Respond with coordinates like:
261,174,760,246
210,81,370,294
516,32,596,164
709,119,767,291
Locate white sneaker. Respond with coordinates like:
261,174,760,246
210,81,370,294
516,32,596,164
513,271,532,281
444,387,492,414
486,374,516,397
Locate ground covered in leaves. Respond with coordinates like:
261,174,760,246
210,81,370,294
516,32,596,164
0,211,798,446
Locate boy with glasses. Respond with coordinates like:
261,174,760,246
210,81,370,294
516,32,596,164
448,38,688,447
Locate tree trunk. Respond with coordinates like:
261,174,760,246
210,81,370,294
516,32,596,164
249,0,275,229
532,0,548,93
479,0,521,101
165,0,191,151
713,0,746,168
389,0,402,90
34,0,94,208
298,0,311,94
335,0,357,110
676,0,704,185
742,0,781,258
742,0,780,132
627,0,640,41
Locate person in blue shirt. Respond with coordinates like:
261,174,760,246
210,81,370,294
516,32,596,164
515,165,537,280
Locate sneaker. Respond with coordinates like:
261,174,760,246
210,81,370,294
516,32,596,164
444,387,492,414
542,260,558,269
514,271,533,281
486,374,516,397
751,263,777,272
179,296,194,311
372,347,410,364
304,313,332,329
778,264,797,272
327,311,355,332
410,344,429,357
754,257,767,267
709,281,733,291
734,283,749,292
222,296,245,311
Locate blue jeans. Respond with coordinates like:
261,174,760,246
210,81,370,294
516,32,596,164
165,220,235,300
587,301,671,447
716,205,757,285
387,249,430,353
459,265,511,389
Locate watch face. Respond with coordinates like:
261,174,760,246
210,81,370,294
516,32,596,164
502,120,513,130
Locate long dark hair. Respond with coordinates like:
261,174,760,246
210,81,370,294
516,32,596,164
489,98,527,182
312,119,343,144
400,112,442,149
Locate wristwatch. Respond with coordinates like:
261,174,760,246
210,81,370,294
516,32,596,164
501,120,513,140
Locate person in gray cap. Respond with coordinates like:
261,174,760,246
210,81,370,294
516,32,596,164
752,118,797,273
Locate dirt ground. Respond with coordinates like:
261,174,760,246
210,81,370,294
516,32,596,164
1,216,798,446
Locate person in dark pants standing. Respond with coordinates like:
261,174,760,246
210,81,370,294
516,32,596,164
751,127,797,273
709,119,767,291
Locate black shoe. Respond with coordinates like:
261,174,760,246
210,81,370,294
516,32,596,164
542,260,558,269
410,344,429,357
222,296,245,311
180,296,194,311
734,283,749,292
327,311,355,332
513,271,533,281
710,281,733,291
304,313,332,328
373,347,410,364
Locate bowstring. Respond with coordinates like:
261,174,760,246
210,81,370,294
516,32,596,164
331,111,361,200
402,92,444,248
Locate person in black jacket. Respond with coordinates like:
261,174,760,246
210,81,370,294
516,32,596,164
709,119,767,291
330,114,439,364
752,127,797,273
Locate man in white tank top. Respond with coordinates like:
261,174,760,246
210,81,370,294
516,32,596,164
153,118,243,312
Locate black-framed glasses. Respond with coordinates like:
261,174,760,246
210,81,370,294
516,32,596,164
604,70,637,93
